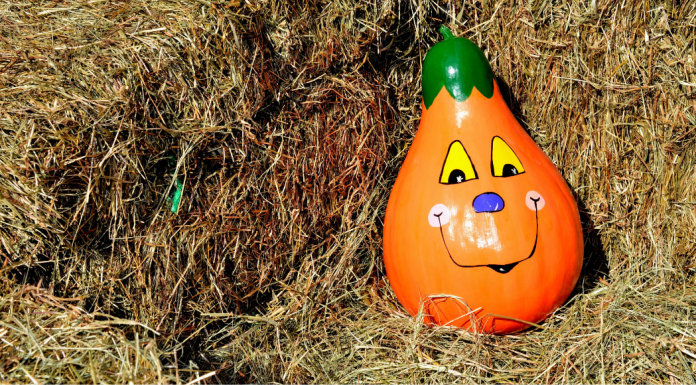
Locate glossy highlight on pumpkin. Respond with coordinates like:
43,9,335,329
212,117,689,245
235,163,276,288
383,27,583,335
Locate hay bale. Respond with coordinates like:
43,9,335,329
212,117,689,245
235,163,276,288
0,279,175,383
1,0,695,382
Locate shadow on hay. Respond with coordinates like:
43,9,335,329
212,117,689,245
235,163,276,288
7,253,54,288
574,201,610,293
496,76,609,299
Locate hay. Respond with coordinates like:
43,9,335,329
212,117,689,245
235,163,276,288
1,0,695,382
0,279,176,383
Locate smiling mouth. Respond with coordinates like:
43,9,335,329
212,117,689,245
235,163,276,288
435,199,539,274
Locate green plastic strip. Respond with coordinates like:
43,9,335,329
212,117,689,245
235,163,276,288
171,179,183,213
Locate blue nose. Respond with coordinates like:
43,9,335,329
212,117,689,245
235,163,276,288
472,192,505,213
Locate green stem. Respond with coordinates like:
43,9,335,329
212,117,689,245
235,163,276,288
439,25,454,40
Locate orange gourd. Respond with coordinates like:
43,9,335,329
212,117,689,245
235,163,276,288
383,27,583,334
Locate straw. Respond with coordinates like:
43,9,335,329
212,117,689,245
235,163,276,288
1,0,694,382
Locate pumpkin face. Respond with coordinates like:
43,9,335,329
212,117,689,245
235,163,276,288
383,28,583,334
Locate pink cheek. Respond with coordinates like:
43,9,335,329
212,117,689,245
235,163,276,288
428,204,451,227
526,191,545,210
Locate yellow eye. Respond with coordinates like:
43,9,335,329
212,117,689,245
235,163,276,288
491,136,525,177
440,141,478,184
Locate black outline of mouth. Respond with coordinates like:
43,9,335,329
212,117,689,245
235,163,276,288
435,198,539,274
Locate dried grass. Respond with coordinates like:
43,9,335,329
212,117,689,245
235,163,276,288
0,279,175,383
1,0,695,383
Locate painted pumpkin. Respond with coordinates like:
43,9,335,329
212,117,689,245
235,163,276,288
383,27,583,334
